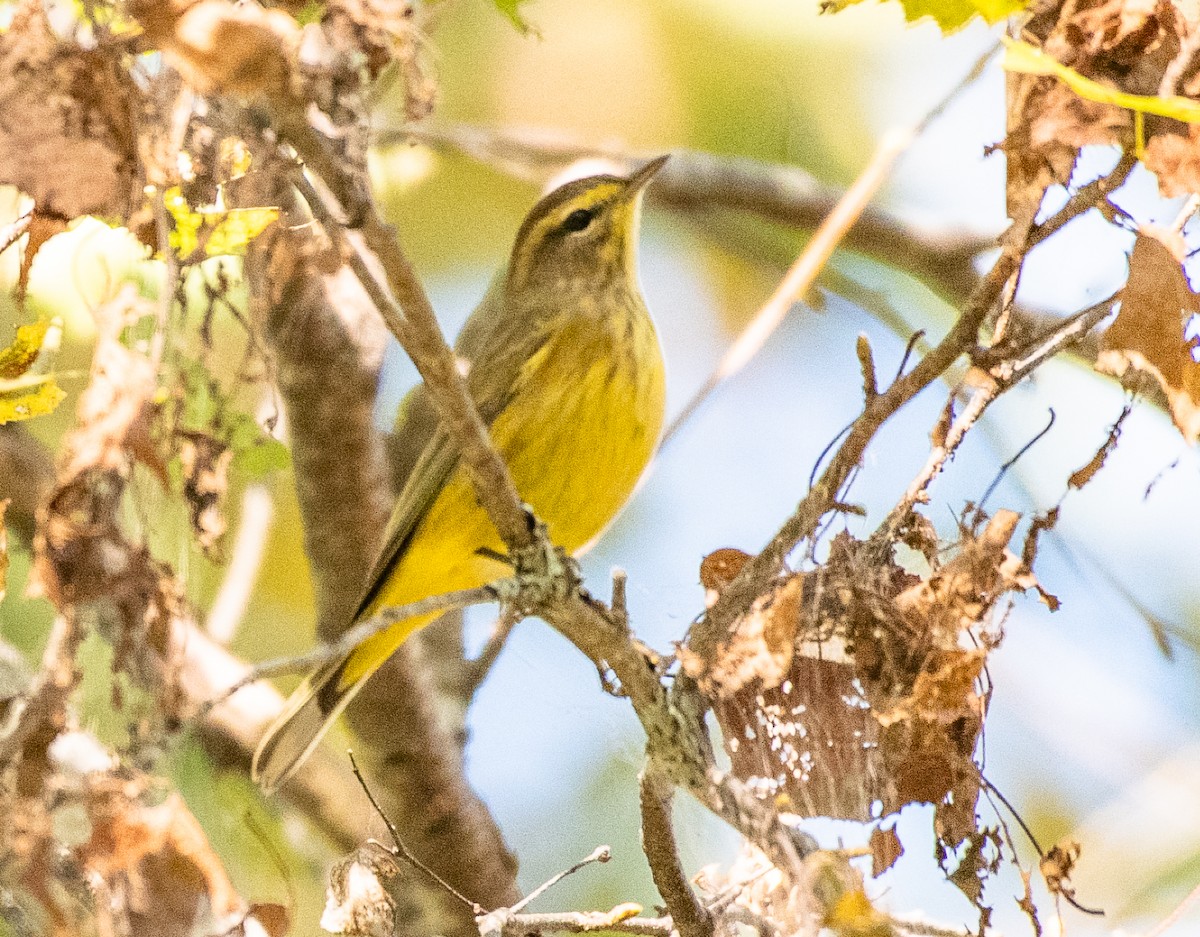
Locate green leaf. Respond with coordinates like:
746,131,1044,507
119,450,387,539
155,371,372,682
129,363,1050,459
0,321,51,379
491,0,535,33
0,376,67,424
232,437,291,479
821,0,1026,33
1003,37,1200,122
164,187,278,261
0,318,67,424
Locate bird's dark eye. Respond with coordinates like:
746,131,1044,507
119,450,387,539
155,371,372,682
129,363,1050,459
561,208,595,233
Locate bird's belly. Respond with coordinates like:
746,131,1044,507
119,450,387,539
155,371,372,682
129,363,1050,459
496,360,660,553
370,326,664,620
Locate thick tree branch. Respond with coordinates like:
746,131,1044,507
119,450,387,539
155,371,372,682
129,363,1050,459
639,768,713,937
393,124,992,308
242,171,520,934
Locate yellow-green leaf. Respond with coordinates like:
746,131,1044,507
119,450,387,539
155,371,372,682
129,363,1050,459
0,375,66,424
0,320,50,379
0,317,67,424
203,208,278,256
821,0,1026,33
1003,37,1200,122
164,187,278,259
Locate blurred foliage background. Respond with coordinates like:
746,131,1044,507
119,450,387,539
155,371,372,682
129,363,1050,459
2,0,1199,932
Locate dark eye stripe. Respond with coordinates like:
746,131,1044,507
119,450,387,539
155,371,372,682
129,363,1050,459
561,208,595,233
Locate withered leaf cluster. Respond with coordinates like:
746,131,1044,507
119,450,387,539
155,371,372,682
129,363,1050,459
30,290,182,692
681,511,1048,906
1011,0,1200,214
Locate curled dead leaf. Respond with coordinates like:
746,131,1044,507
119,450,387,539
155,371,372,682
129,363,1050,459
1040,840,1081,901
680,570,801,699
130,0,301,98
1098,229,1200,443
0,6,136,219
322,849,399,937
80,788,244,937
699,547,752,597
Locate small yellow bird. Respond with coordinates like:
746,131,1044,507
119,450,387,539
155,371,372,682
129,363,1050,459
253,157,669,791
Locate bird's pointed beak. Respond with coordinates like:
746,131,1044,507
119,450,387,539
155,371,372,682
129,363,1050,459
624,154,669,196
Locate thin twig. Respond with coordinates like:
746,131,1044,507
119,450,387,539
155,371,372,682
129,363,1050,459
207,584,500,708
464,609,521,698
510,846,612,914
0,208,32,258
1025,150,1137,249
694,245,1019,651
976,408,1056,512
856,333,878,402
491,911,675,936
285,142,534,553
874,385,993,546
639,768,713,937
659,126,922,447
347,750,483,913
1144,875,1200,937
659,45,998,447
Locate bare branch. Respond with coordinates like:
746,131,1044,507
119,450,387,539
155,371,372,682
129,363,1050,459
639,768,713,937
694,246,1019,650
211,584,499,705
0,206,31,257
1145,874,1200,937
510,846,612,914
490,910,676,936
661,122,935,446
348,750,482,914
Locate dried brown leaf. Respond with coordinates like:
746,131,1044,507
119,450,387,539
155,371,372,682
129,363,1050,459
1099,229,1200,442
1143,126,1200,198
699,547,752,598
1016,867,1043,937
869,825,903,878
179,431,232,560
714,655,882,821
0,6,136,219
680,572,801,698
1040,840,1081,902
322,849,399,937
80,788,243,937
130,0,301,98
945,828,1001,906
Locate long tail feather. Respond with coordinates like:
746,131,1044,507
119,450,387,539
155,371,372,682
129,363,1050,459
251,654,368,793
252,612,438,792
